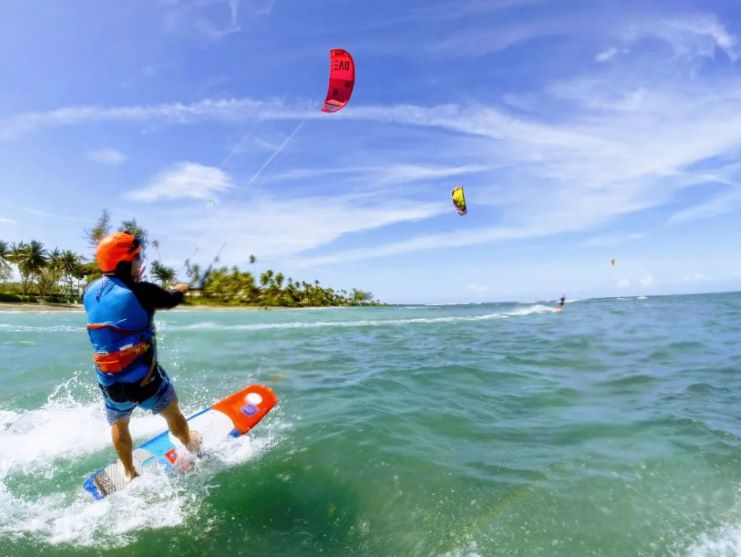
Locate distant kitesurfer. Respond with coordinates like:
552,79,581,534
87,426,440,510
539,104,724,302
83,232,200,482
558,295,565,310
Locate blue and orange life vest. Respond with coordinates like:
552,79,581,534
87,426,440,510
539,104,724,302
83,276,154,385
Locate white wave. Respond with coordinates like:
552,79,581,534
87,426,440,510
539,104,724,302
0,323,81,333
441,541,482,557
178,314,494,331
506,304,558,316
0,309,81,314
0,473,193,548
168,304,556,333
0,429,279,548
0,383,282,548
686,522,741,556
0,384,165,479
2,304,556,336
165,320,220,330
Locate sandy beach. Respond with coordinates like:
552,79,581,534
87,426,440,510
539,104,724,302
0,302,83,312
0,301,339,312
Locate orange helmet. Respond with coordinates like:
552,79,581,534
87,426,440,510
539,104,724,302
96,232,142,273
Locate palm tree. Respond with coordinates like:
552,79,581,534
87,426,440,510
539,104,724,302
189,263,202,288
150,261,176,287
60,250,83,296
259,270,273,289
351,288,374,305
9,240,48,295
37,248,63,297
84,210,111,249
204,267,227,300
119,219,148,250
26,241,49,293
0,240,11,281
152,240,162,261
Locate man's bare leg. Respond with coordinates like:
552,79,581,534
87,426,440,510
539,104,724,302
160,399,201,453
111,418,138,481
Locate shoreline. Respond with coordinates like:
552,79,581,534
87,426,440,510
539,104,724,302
0,302,83,312
0,301,356,313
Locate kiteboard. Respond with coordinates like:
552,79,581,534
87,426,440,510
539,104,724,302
83,383,277,500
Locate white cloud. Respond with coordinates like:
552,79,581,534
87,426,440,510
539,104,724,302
3,29,741,268
669,183,741,224
625,14,738,61
242,120,305,190
8,84,735,264
583,232,645,247
680,273,708,283
0,201,88,223
595,47,619,62
0,98,311,142
173,192,449,262
250,0,274,17
430,22,558,57
128,162,234,202
0,217,15,226
467,283,489,293
293,221,570,268
272,163,491,186
163,0,273,41
639,270,654,287
501,93,537,110
253,137,281,151
87,148,127,165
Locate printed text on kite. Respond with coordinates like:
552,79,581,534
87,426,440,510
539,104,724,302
451,186,467,216
322,49,355,113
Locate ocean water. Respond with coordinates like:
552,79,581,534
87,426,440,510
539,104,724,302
1,293,741,556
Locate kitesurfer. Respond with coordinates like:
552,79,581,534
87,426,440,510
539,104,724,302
558,295,566,310
83,232,200,482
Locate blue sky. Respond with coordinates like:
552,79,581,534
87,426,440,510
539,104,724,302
0,0,740,303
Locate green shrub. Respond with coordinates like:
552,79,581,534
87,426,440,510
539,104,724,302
0,292,37,303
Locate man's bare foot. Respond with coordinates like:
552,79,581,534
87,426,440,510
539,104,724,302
124,468,140,483
186,430,202,455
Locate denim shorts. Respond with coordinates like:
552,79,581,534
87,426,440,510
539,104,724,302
101,370,177,426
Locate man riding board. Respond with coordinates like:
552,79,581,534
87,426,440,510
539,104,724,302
83,232,199,482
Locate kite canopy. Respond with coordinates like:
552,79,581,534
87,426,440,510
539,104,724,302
451,186,467,216
611,258,616,267
322,49,355,113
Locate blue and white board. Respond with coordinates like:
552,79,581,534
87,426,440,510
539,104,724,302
84,383,277,500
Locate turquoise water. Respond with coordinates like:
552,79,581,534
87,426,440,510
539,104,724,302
1,293,741,556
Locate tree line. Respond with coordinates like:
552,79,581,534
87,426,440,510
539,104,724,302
0,211,378,307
